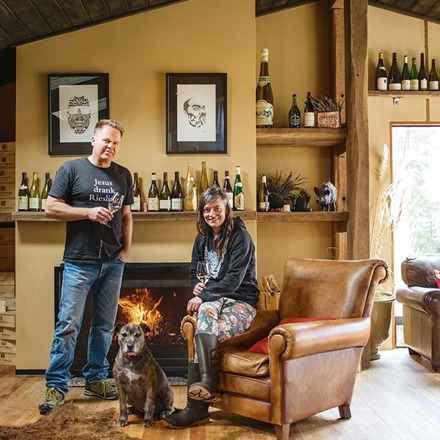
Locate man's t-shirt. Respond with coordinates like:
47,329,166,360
49,157,134,263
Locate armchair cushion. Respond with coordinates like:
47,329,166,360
248,317,334,354
219,347,269,377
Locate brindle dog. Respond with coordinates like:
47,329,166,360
113,323,174,427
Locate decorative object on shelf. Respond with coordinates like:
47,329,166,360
48,73,109,155
262,171,306,211
293,188,311,212
314,181,337,211
309,95,344,128
165,73,227,154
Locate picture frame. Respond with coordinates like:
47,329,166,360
166,73,227,154
48,73,109,155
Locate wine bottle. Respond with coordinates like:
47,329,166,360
159,172,171,212
256,48,274,128
131,172,142,212
288,94,301,128
429,59,439,91
388,52,402,91
410,57,419,91
147,172,159,212
258,175,270,212
401,55,410,91
183,163,197,211
419,53,428,91
18,172,29,211
212,171,220,188
40,172,51,211
200,161,209,194
223,171,233,208
28,172,40,211
233,165,244,211
303,92,315,128
375,52,388,91
171,171,184,212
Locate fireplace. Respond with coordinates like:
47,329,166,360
54,262,193,377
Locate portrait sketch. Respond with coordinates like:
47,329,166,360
177,84,216,142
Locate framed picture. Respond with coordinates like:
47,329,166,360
48,73,109,155
166,73,227,154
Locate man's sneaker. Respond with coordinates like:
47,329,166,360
39,387,65,415
84,380,118,400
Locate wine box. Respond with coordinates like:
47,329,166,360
0,326,15,340
0,312,15,328
0,298,15,311
317,111,341,128
0,352,15,365
0,339,15,353
0,273,14,296
0,168,14,182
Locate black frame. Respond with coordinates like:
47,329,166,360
166,73,227,154
48,73,109,155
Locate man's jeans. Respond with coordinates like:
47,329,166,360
45,258,125,394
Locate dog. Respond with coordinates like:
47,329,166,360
113,322,174,427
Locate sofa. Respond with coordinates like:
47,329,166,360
396,255,440,372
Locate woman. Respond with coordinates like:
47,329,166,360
165,187,259,429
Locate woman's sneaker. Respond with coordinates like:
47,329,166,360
39,387,65,414
84,380,117,400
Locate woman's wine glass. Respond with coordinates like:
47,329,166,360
102,192,125,227
196,261,210,285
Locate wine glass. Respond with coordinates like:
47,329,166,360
102,192,125,227
196,261,210,285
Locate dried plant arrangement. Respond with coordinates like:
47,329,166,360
261,171,306,210
309,94,345,113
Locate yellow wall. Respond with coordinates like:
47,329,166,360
256,1,333,281
368,5,440,292
15,0,256,370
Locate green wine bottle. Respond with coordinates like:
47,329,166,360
429,58,439,91
147,172,159,212
159,172,171,212
171,171,183,212
419,53,428,91
28,172,40,211
18,172,29,211
388,52,401,91
401,55,410,91
131,172,142,212
40,172,51,211
233,165,244,211
410,57,419,91
288,94,301,128
200,161,209,194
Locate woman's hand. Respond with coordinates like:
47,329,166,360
193,282,205,297
187,297,202,315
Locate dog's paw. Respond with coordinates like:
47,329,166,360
118,418,128,427
143,418,153,427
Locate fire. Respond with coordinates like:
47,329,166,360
118,288,165,328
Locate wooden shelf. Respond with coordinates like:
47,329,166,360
256,128,347,148
11,210,257,222
257,211,349,223
369,90,440,98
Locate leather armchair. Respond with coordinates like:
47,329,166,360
181,257,389,440
396,255,440,372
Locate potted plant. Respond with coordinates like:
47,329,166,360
293,188,311,212
262,171,306,211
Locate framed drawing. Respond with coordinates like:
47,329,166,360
48,73,109,155
166,73,227,154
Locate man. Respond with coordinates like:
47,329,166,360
39,119,133,414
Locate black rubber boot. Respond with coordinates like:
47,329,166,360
163,362,209,429
188,333,221,402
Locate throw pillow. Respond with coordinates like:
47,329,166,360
248,317,334,355
434,270,440,289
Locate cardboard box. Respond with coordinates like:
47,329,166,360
0,339,15,353
0,154,15,169
0,143,15,154
0,183,14,198
0,168,15,182
0,352,16,365
0,312,15,327
0,327,16,340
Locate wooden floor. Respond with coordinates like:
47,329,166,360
0,348,439,439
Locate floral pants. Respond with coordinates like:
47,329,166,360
195,297,256,345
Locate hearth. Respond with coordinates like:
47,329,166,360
54,262,193,377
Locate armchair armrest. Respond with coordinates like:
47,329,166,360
268,318,371,361
396,286,440,313
180,309,280,361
